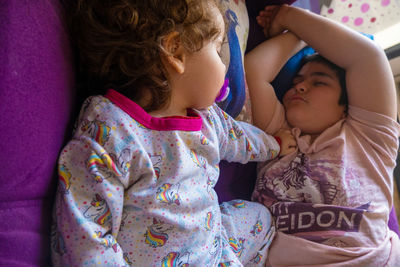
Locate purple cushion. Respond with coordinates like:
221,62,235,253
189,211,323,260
216,161,257,202
0,1,75,266
389,207,400,236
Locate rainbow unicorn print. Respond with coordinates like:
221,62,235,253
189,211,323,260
206,176,216,200
228,128,238,141
228,125,243,141
156,183,181,205
204,211,214,231
268,148,279,160
161,251,190,267
58,164,71,194
251,252,263,264
245,137,252,152
100,234,118,253
144,218,174,248
222,110,229,120
232,200,246,209
190,149,206,169
149,154,162,180
250,219,263,236
87,151,122,183
110,148,132,177
83,194,112,225
206,113,215,126
87,152,107,183
228,237,245,258
81,119,111,146
209,236,221,256
200,135,209,145
233,125,243,138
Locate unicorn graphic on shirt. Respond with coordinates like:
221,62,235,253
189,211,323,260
206,175,217,200
268,148,279,159
87,151,122,183
245,137,252,152
228,125,243,141
228,128,238,141
190,149,206,169
149,154,163,180
270,153,338,204
228,237,245,258
100,234,118,253
83,193,112,225
222,110,229,120
209,236,221,256
144,218,174,248
231,200,246,209
200,135,209,145
161,251,190,267
206,113,215,126
81,119,111,146
250,217,263,236
204,211,214,231
58,164,71,194
251,252,263,264
110,148,132,177
156,183,181,205
206,164,219,200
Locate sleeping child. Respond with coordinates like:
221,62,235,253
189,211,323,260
246,4,400,266
50,0,295,266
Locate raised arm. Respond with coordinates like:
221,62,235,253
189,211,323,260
273,5,397,119
245,32,305,132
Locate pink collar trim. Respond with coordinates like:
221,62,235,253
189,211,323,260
105,89,203,131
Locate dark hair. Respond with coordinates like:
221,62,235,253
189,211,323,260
68,0,223,112
300,54,348,108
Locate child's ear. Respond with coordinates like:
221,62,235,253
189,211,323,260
161,31,185,74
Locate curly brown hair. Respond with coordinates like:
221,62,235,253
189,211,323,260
68,0,223,112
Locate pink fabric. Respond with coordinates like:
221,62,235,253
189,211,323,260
105,89,203,131
267,230,400,267
254,104,400,265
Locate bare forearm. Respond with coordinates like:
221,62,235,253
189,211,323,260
245,32,305,83
279,6,380,69
245,32,305,130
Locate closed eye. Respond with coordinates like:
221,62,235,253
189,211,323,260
313,81,327,86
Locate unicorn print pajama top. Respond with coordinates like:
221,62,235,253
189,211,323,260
51,89,278,266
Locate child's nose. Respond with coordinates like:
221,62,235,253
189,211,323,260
294,82,307,93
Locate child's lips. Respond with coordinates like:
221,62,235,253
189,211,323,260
289,95,306,102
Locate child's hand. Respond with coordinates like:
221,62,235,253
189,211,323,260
274,129,297,156
256,5,289,38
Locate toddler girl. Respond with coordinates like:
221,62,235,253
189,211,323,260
51,0,292,266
